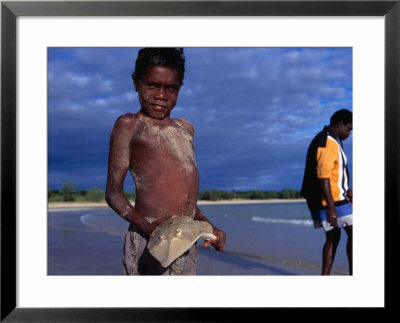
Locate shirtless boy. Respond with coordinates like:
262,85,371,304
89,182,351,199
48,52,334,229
105,48,226,275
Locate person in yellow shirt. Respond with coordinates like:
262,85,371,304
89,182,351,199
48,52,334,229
301,109,353,275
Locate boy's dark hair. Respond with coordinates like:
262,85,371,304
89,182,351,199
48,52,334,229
330,109,353,126
133,48,185,83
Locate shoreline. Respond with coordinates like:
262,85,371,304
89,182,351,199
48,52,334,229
48,198,305,209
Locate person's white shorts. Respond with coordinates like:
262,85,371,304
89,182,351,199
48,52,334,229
310,202,353,232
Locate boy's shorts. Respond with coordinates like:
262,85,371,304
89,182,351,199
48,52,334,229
122,223,198,275
310,202,353,232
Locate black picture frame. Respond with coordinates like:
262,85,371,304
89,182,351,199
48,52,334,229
1,1,399,321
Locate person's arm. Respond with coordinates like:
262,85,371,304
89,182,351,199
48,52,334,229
346,188,353,204
105,114,155,237
319,178,338,226
316,139,340,227
194,207,226,251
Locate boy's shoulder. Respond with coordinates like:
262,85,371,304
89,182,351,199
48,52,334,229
173,118,195,136
114,112,140,127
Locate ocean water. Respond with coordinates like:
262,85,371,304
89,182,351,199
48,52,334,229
48,201,350,275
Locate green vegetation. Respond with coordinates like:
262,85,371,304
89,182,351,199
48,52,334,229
48,183,135,202
49,183,302,203
197,189,302,201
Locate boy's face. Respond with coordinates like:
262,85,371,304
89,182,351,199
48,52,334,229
134,66,182,119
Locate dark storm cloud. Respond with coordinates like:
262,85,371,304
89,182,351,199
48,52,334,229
48,47,352,191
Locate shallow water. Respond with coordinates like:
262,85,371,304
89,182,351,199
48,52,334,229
48,202,350,275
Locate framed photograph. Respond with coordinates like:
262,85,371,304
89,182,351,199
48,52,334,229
2,0,399,321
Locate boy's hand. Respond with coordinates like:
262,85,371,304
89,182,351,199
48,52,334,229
205,228,226,251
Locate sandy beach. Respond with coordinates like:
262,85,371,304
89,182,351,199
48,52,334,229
48,199,349,275
48,198,305,209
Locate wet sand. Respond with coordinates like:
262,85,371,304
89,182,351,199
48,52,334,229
48,201,332,276
48,225,322,276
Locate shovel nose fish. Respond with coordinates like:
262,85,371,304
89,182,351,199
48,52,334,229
147,216,216,267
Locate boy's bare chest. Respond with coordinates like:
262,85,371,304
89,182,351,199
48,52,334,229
132,123,196,169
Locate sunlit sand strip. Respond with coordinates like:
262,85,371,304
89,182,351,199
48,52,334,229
197,198,305,205
48,198,306,209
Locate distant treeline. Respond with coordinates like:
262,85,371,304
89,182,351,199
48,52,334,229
198,189,302,201
48,182,135,202
49,182,302,202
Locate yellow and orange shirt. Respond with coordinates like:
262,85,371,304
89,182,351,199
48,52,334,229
301,126,350,210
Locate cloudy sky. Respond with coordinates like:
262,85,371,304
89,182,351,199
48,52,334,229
48,47,352,192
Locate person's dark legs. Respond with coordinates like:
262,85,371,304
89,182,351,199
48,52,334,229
322,228,341,275
344,225,353,275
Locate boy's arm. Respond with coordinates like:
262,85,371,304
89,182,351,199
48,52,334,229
177,118,226,249
105,114,154,237
194,207,226,251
